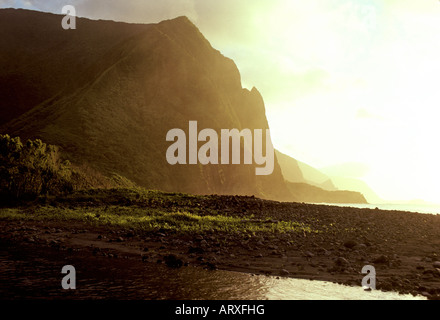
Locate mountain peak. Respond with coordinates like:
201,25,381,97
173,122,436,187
156,14,211,50
166,15,193,24
0,9,292,202
158,15,199,31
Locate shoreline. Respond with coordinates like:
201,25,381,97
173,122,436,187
1,191,440,300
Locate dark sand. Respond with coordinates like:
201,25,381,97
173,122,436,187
1,197,440,300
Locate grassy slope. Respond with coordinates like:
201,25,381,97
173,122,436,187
0,188,316,235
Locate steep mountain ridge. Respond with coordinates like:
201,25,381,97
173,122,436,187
275,150,337,190
275,150,367,204
0,9,291,201
0,9,369,204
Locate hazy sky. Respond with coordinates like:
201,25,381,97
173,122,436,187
2,0,440,203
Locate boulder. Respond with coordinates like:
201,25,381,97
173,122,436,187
164,254,183,268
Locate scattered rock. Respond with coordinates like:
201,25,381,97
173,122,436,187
188,246,204,254
125,232,134,238
280,269,290,276
373,255,389,264
335,257,349,267
379,281,393,291
343,240,357,249
163,254,183,268
204,262,217,270
200,240,208,246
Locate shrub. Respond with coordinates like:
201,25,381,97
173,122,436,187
0,134,74,203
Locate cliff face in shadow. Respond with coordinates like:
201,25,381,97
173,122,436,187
286,182,367,204
0,9,291,201
275,150,337,191
276,150,367,204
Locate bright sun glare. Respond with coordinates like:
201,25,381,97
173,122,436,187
215,0,440,204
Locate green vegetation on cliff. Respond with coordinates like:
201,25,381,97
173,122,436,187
0,134,74,202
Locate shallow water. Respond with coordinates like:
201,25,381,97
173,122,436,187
0,241,424,300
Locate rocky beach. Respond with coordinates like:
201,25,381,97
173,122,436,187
1,189,439,300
